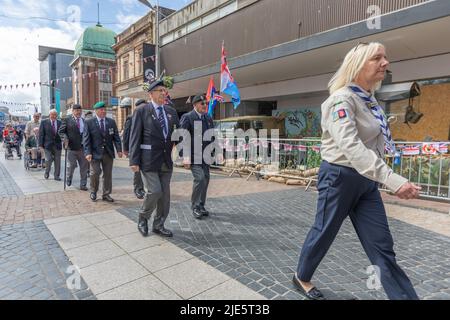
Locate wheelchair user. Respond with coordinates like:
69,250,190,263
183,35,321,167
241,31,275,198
3,123,22,158
25,127,42,168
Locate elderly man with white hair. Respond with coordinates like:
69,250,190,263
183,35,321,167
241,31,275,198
25,112,41,140
39,109,62,180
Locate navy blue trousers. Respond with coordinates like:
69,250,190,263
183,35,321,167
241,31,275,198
296,161,418,300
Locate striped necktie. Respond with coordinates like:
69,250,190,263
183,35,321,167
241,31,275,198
157,106,168,137
349,85,396,155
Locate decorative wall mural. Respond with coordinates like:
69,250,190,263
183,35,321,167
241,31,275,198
273,108,322,138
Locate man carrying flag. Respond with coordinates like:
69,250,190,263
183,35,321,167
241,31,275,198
220,43,241,109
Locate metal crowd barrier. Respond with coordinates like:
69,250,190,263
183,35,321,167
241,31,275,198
385,141,450,201
210,136,450,201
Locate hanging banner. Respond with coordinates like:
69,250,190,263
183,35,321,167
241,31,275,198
421,143,438,155
55,90,61,116
143,43,156,82
402,145,421,156
438,143,449,154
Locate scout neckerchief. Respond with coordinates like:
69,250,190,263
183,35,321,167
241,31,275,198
349,85,396,155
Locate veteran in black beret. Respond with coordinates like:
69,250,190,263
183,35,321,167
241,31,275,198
82,101,122,202
122,98,146,199
58,103,89,190
129,79,180,237
180,94,215,220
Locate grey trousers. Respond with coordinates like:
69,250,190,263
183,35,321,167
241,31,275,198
140,165,172,230
191,164,210,210
90,153,113,197
133,171,144,191
67,149,89,187
44,147,61,178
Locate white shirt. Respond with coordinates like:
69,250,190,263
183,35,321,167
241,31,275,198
194,109,203,120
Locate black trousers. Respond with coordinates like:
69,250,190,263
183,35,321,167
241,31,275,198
296,161,418,300
190,164,210,210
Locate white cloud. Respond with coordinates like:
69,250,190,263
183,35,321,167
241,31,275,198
112,0,140,12
0,24,83,113
115,12,145,30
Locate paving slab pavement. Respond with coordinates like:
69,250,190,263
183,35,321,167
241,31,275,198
1,156,450,300
44,210,266,300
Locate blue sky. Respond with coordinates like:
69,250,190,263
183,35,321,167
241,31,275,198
0,0,190,32
0,0,191,115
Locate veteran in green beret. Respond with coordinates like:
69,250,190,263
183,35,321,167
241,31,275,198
82,101,123,202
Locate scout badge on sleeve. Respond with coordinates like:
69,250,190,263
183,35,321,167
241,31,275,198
337,109,347,119
332,100,348,122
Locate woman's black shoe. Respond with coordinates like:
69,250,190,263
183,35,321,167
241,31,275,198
292,275,326,300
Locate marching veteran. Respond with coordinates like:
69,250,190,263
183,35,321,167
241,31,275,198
82,101,122,202
129,79,180,237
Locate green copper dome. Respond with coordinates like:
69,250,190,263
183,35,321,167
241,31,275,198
73,24,116,61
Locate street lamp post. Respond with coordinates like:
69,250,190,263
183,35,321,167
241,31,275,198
138,0,160,78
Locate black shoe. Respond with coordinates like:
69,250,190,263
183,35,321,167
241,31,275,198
90,192,97,201
134,189,145,199
200,207,209,216
80,186,88,191
44,172,49,179
192,208,203,220
67,177,72,186
102,195,114,202
152,227,173,237
292,275,326,300
54,177,61,181
138,218,148,237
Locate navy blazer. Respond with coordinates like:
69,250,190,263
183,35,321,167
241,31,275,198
58,116,84,151
39,119,62,150
122,115,133,153
82,117,122,160
129,103,180,172
179,109,214,163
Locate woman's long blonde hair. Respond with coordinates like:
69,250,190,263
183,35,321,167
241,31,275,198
328,42,385,94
